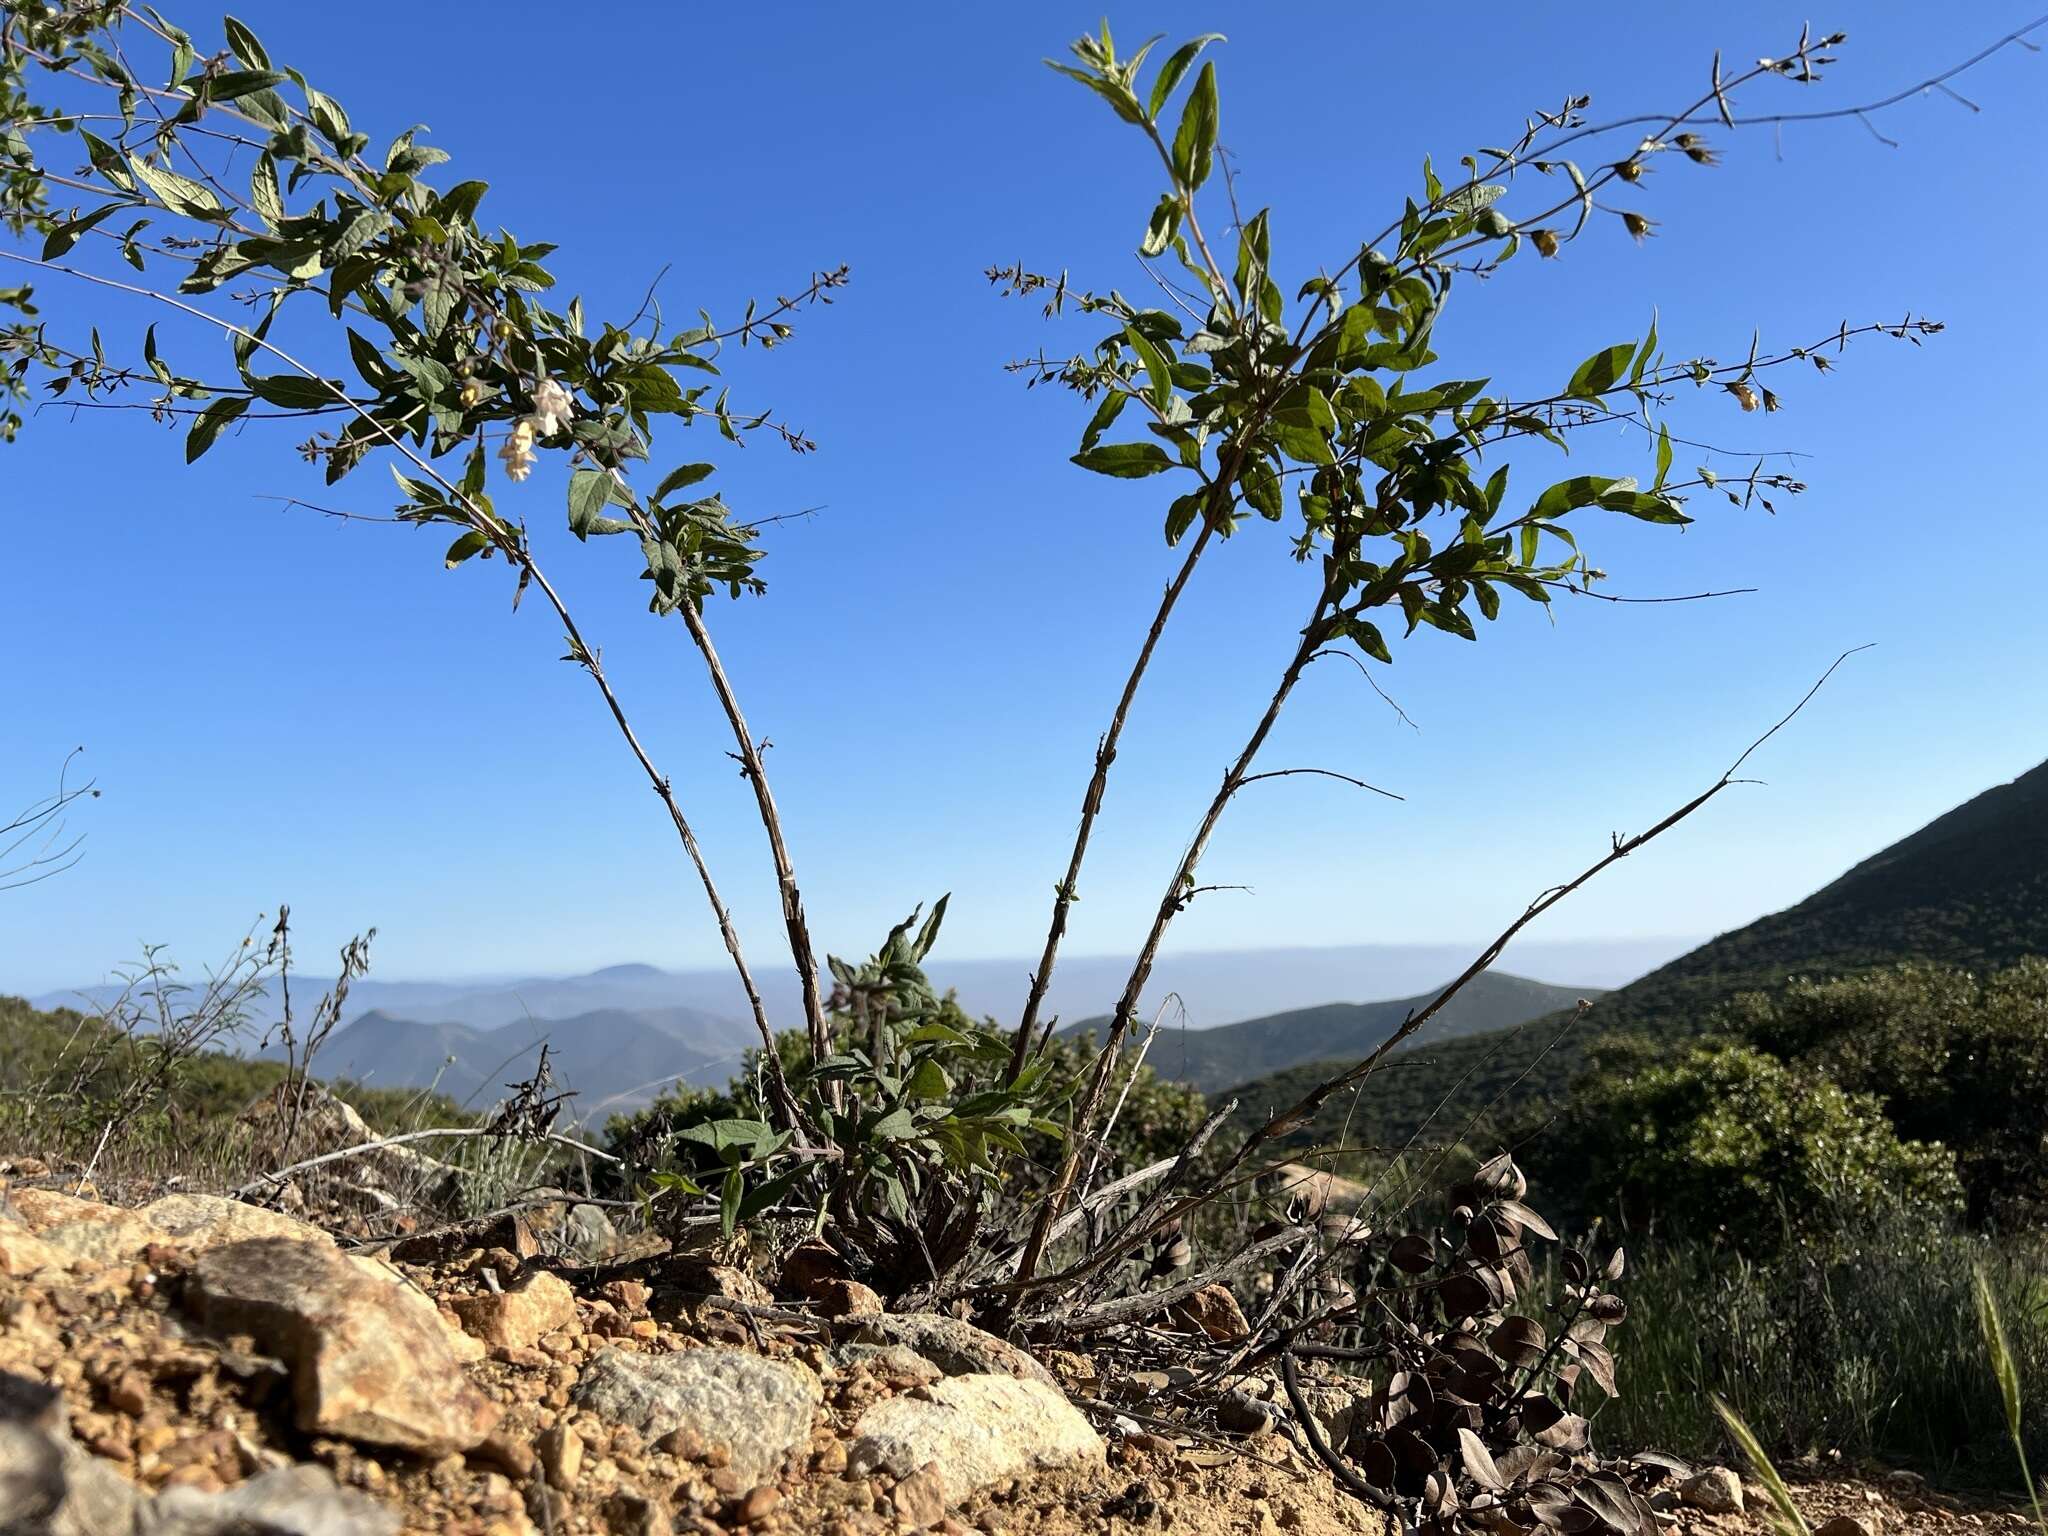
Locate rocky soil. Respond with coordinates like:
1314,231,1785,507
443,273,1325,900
0,1157,2033,1536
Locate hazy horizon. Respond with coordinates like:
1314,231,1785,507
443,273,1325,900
22,934,1701,1037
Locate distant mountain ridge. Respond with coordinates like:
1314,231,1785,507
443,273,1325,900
1064,971,1597,1093
290,1004,750,1121
1219,756,2048,1153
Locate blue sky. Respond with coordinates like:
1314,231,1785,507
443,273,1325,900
4,2,2044,999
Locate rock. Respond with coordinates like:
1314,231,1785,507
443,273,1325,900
845,1315,1055,1388
136,1195,335,1251
526,1203,618,1263
1814,1520,1872,1536
538,1424,584,1490
4,1189,170,1267
572,1348,820,1489
1215,1392,1280,1437
778,1241,849,1300
1167,1284,1248,1342
0,1423,66,1530
0,1221,70,1278
848,1375,1104,1510
388,1210,540,1267
184,1238,500,1455
143,1464,398,1535
809,1279,883,1319
452,1272,578,1351
1679,1467,1745,1516
1,1372,143,1536
736,1485,782,1525
890,1463,947,1530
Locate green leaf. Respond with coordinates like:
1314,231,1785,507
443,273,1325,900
871,1106,918,1141
1532,474,1622,520
1124,325,1173,411
1566,343,1636,399
185,395,249,461
129,156,223,219
655,462,715,500
1598,488,1691,524
249,153,283,228
222,15,271,68
568,469,632,539
720,1167,743,1237
203,68,285,103
443,530,490,567
42,203,127,261
1147,33,1223,120
1653,423,1673,491
906,1058,951,1101
1631,310,1660,386
1170,61,1218,190
437,180,489,225
1079,390,1127,454
248,374,344,409
1072,443,1175,478
1139,192,1180,258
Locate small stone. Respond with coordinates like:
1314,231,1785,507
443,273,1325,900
811,1440,849,1475
1678,1466,1745,1516
1167,1283,1249,1342
471,1431,536,1480
1215,1392,1278,1437
603,1280,652,1313
538,1424,584,1489
738,1484,783,1524
453,1271,579,1351
811,1279,885,1319
104,1371,151,1417
1815,1520,1873,1536
893,1461,948,1529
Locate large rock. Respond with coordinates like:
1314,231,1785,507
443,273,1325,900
0,1368,141,1536
143,1464,397,1535
138,1195,333,1251
572,1348,820,1488
0,1221,70,1278
842,1315,1055,1387
848,1375,1104,1508
2,1189,171,1267
184,1238,500,1455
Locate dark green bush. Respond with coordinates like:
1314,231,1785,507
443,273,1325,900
1721,960,2048,1225
1542,1039,1961,1254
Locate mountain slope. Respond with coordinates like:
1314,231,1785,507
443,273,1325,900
300,1006,740,1121
1221,758,2048,1154
1066,971,1597,1093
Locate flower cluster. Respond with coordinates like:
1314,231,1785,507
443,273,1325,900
496,377,577,483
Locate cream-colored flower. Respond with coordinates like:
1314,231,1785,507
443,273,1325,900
498,416,537,482
529,377,575,438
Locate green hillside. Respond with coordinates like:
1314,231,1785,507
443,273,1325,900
1221,758,2048,1157
1065,971,1595,1093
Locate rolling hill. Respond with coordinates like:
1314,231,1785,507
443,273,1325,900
1220,756,2048,1156
1064,971,1598,1093
294,1005,749,1121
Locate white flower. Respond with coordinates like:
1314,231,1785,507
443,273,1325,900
498,417,537,483
529,376,575,438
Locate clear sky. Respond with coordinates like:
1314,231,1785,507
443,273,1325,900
3,2,2044,999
